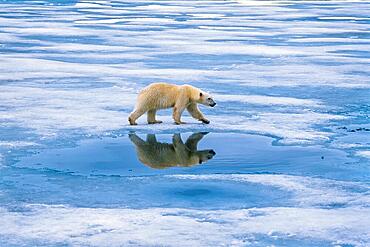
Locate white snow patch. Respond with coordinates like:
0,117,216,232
319,16,370,21
125,110,343,144
356,151,370,159
289,37,370,43
215,94,322,107
210,112,345,144
156,42,307,56
1,91,343,143
0,56,211,82
0,204,369,247
0,84,343,144
235,0,287,6
0,141,39,148
0,86,136,136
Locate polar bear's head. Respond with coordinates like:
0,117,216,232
197,149,216,164
198,91,216,107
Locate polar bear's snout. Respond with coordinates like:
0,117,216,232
207,97,216,107
198,149,216,164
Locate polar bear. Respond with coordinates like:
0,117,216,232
128,83,216,125
129,132,216,169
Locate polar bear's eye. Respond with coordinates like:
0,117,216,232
200,92,203,97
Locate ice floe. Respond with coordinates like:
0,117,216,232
0,204,369,246
0,1,370,245
1,172,370,246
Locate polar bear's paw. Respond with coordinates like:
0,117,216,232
128,117,137,126
148,120,163,124
174,121,187,125
200,119,210,124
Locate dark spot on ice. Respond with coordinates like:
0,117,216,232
339,126,370,132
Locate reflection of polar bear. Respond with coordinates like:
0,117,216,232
128,83,216,125
129,132,216,169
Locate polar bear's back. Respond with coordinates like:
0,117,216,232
137,83,181,110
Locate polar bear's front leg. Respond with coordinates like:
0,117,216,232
186,103,210,124
173,106,186,124
173,93,188,124
128,108,146,125
147,110,163,124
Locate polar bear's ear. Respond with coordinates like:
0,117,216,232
200,92,203,97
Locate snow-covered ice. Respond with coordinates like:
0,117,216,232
0,0,370,246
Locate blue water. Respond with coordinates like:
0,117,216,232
0,0,370,246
